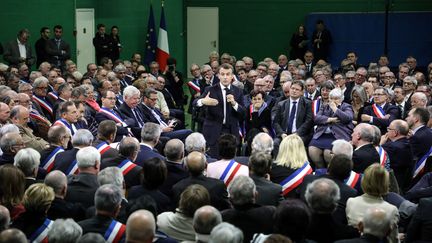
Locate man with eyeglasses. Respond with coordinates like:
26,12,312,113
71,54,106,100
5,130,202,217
380,120,413,192
403,76,417,109
0,132,25,166
383,71,397,90
244,69,259,94
361,87,399,135
0,102,11,128
397,64,410,86
354,67,367,85
32,76,54,122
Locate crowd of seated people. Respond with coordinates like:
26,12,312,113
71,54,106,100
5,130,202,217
2,25,432,242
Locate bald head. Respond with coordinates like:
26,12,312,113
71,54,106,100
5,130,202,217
0,229,27,243
390,119,409,136
47,125,68,145
119,137,140,159
186,151,206,176
411,92,428,108
44,170,67,197
193,205,222,235
126,209,156,243
164,139,184,161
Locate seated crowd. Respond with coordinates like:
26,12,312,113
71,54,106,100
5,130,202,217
1,36,432,242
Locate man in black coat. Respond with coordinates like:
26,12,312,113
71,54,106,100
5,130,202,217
101,137,142,189
312,20,332,62
172,152,231,211
351,123,380,173
93,24,113,65
92,120,119,161
193,63,245,158
45,25,71,71
35,27,51,67
119,86,145,139
248,152,283,206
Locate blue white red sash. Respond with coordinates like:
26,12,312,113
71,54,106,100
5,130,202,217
41,146,64,172
376,146,388,168
48,91,59,101
29,218,53,243
311,97,321,117
33,96,53,115
219,160,242,186
118,159,137,175
65,159,79,175
413,146,432,178
104,220,126,243
96,142,111,156
279,161,313,196
372,104,386,118
100,108,127,127
54,119,77,136
187,80,201,93
30,110,52,126
344,171,361,188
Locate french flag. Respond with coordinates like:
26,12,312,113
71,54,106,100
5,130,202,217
156,3,170,71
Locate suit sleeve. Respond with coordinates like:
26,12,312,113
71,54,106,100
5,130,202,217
3,42,20,64
272,101,285,137
45,40,62,56
296,100,313,137
314,106,329,125
370,106,399,128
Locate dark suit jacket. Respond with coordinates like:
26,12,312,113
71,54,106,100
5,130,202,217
65,172,100,208
361,103,399,135
3,39,35,66
343,83,355,104
127,186,173,213
313,102,354,141
101,154,142,188
272,97,313,140
410,126,432,162
406,197,432,243
352,144,380,173
45,38,71,68
297,174,358,225
334,234,383,243
307,213,360,243
95,108,132,142
222,203,276,243
139,103,164,124
47,197,86,221
92,139,119,161
78,214,125,241
250,174,283,206
159,160,189,199
382,137,413,170
173,174,231,211
118,103,143,139
53,148,79,174
194,84,245,148
135,144,165,167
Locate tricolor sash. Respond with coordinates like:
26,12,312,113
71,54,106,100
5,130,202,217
376,146,388,168
48,91,59,101
99,108,128,127
65,159,79,175
311,97,321,117
96,142,111,156
280,161,313,196
187,81,201,93
344,171,361,189
30,110,52,126
219,160,242,186
41,146,64,172
54,119,77,136
372,104,386,118
413,146,432,178
104,220,126,243
29,218,53,243
249,102,268,120
118,159,137,176
33,96,53,115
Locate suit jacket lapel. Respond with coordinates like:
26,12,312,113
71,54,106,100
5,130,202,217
296,98,303,125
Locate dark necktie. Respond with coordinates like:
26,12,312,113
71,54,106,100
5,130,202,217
132,108,144,128
287,101,297,134
224,87,230,124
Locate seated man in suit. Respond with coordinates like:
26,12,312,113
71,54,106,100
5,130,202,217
40,126,69,173
140,88,192,141
32,76,54,122
78,184,125,242
92,120,119,161
380,120,413,192
406,107,432,180
65,146,101,208
272,80,313,148
249,152,283,206
361,86,399,135
351,123,380,173
53,101,79,136
193,63,245,158
119,86,145,139
135,122,165,167
101,137,142,189
53,129,93,176
173,151,231,211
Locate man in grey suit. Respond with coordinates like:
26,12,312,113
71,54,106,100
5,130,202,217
3,29,35,67
272,80,313,148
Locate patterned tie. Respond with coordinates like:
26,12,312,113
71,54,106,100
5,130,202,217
286,101,297,134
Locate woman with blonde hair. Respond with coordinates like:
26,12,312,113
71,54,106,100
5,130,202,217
270,134,313,198
346,164,399,243
11,183,56,242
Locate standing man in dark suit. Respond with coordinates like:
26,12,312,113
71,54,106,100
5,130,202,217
3,29,35,67
46,25,71,71
351,123,380,173
248,152,283,206
35,27,51,67
93,24,112,65
361,87,399,135
380,120,413,192
312,20,332,62
194,63,245,158
406,107,432,180
303,51,315,78
272,80,313,147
